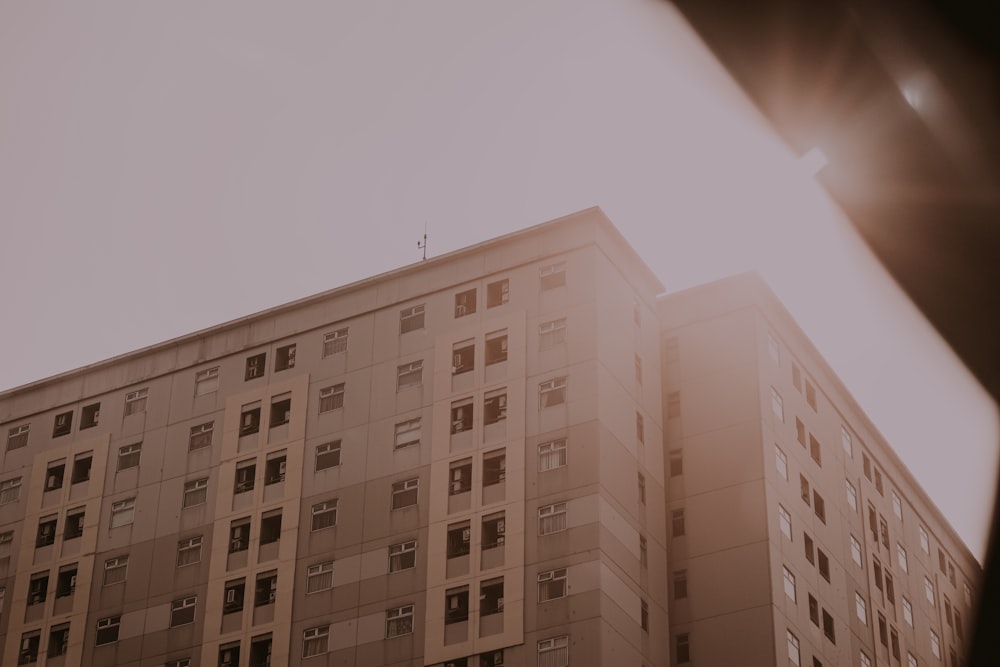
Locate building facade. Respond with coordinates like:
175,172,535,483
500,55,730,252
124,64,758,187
0,208,668,667
0,208,980,667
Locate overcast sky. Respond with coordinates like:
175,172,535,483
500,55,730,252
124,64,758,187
0,1,995,560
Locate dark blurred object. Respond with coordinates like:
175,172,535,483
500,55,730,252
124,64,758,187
668,0,999,664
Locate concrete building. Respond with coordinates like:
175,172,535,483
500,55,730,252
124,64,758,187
659,275,980,667
0,208,979,667
0,208,668,667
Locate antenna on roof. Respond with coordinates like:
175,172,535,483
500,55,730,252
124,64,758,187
417,223,428,261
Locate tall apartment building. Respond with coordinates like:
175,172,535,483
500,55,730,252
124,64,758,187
0,208,669,667
658,275,981,667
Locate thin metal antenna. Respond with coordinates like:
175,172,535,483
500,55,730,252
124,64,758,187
417,223,428,261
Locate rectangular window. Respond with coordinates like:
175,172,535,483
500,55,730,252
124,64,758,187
539,262,567,290
841,426,853,458
804,533,814,563
95,616,121,646
814,491,826,523
481,578,504,616
391,478,418,509
667,392,681,419
254,571,277,606
183,479,208,508
447,521,472,558
892,490,903,520
303,625,330,658
485,329,509,364
846,480,858,511
64,507,85,539
260,509,282,545
636,412,645,443
669,450,683,477
311,500,338,531
110,498,135,528
451,398,473,433
452,339,475,375
399,304,425,333
7,424,29,451
48,624,70,658
449,459,473,495
316,440,342,470
925,577,935,606
117,442,142,471
264,451,286,485
635,353,643,385
637,472,646,504
809,594,819,625
484,389,508,425
931,630,940,659
805,380,817,411
455,288,477,317
539,377,567,408
796,417,806,446
229,518,250,552
897,543,909,572
55,564,77,598
177,536,202,566
851,535,863,567
245,353,266,380
874,468,884,495
53,410,73,437
394,418,421,449
103,555,130,586
919,525,930,554
240,403,262,436
779,504,792,539
775,446,788,479
539,502,568,535
672,508,686,537
323,327,349,356
389,540,417,572
674,569,688,599
771,387,783,421
487,279,509,307
81,402,100,429
28,572,49,605
818,549,830,582
641,598,649,631
863,452,872,480
195,367,220,395
235,460,256,494
170,596,197,627
20,631,41,663
124,388,148,416
800,475,811,505
539,438,567,471
539,318,567,348
397,360,423,390
538,635,570,667
856,592,868,624
861,652,873,667
787,630,800,666
483,512,506,549
809,434,822,466
319,384,345,413
483,450,506,486
908,653,918,667
880,516,890,548
219,642,240,667
665,336,679,362
275,344,296,371
385,604,414,638
189,421,214,450
223,579,245,614
783,566,796,601
0,477,22,504
640,535,648,567
269,394,291,427
822,609,836,643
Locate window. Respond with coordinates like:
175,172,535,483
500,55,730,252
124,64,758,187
177,536,202,566
672,508,686,537
484,450,506,486
64,508,85,539
48,624,70,658
965,582,973,607
245,353,266,380
783,566,796,601
641,598,649,631
275,344,296,371
787,630,800,666
539,377,567,408
804,533,815,563
400,304,425,333
640,534,648,567
931,630,941,659
880,516,890,548
110,498,135,528
451,398,473,433
455,288,477,317
95,616,121,646
79,402,100,430
323,327,349,356
636,412,645,443
303,625,330,657
805,380,817,410
183,479,208,508
800,474,811,505
391,478,418,509
868,503,879,543
796,417,806,446
19,631,40,664
809,594,819,625
482,578,504,615
195,367,220,395
637,471,646,504
223,579,245,614
235,460,256,494
768,332,780,363
538,568,568,601
316,440,341,470
856,592,868,624
386,604,414,637
841,425,853,458
124,388,148,415
539,438,567,471
538,635,570,667
318,384,345,413
484,389,508,425
53,410,73,437
397,360,424,390
449,459,473,495
809,434,822,466
311,499,338,530
669,450,683,477
919,525,930,554
260,509,282,544
892,490,903,520
486,329,509,364
452,340,475,375
229,518,250,552
863,452,872,480
55,564,77,597
28,572,49,604
219,642,241,667
394,419,421,449
908,653,918,667
925,577,935,606
851,535,863,567
487,279,509,307
667,392,681,419
539,502,568,535
948,561,956,586
240,403,262,435
270,394,291,427
770,387,783,421
674,569,688,599
481,651,505,667
903,596,913,626
539,318,567,349
389,540,417,572
189,421,214,450
775,446,788,479
304,561,335,594
171,596,197,626
813,491,826,523
264,451,286,485
635,353,643,385
0,477,22,504
779,504,792,539
7,423,29,450
861,652,873,667
823,609,836,643
539,262,566,290
818,549,830,581
117,443,142,471
254,571,277,606
447,521,472,557
846,480,858,511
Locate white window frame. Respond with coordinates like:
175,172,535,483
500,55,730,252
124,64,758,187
538,502,568,536
6,424,29,450
306,561,334,594
782,566,796,601
183,478,208,508
189,422,214,450
319,383,345,413
323,327,349,357
394,418,421,449
775,446,788,480
841,425,853,458
538,438,567,471
539,318,567,349
930,630,940,659
117,443,142,471
892,490,903,521
846,479,858,511
851,535,863,567
389,540,417,572
897,544,909,573
110,498,136,528
778,504,792,540
302,625,330,657
385,604,414,638
315,440,342,471
856,592,868,625
177,536,202,567
537,635,569,667
770,387,783,422
0,477,22,505
391,478,419,510
539,377,567,408
311,499,338,531
170,596,197,627
787,630,800,666
924,577,935,606
399,304,425,334
902,596,913,627
538,567,568,602
95,615,121,645
861,651,872,667
908,652,918,667
194,367,219,396
919,525,930,554
103,556,128,586
123,388,148,416
396,360,423,390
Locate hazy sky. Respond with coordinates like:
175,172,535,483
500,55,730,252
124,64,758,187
0,1,995,559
